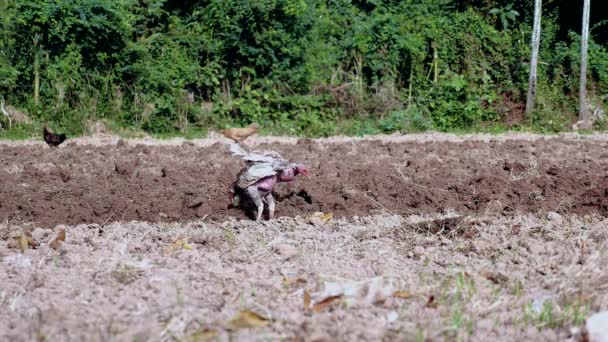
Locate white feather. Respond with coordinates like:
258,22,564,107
228,143,248,157
227,143,287,164
228,143,295,188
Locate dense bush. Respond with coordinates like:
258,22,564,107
0,0,607,136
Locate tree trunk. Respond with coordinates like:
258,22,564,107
525,0,542,115
34,51,40,107
407,62,414,109
579,0,591,121
432,41,438,83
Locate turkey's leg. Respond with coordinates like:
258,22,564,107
265,193,275,220
246,187,264,221
228,184,236,207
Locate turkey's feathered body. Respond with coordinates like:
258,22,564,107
227,143,308,221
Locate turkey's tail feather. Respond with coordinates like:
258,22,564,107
227,142,249,158
226,142,286,164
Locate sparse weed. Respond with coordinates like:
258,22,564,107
511,280,524,298
224,229,236,244
415,326,426,342
436,269,477,340
176,286,184,306
454,271,476,300
518,297,591,330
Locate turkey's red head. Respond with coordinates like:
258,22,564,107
296,164,310,177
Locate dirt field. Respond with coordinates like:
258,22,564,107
1,133,608,341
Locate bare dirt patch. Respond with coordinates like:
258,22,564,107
1,133,608,341
1,134,607,227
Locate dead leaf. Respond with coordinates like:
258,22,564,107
312,295,343,313
18,233,29,252
303,290,311,309
480,269,509,285
425,295,438,309
56,228,66,242
306,212,333,225
285,277,307,289
462,227,478,239
392,290,414,299
291,277,307,285
320,212,333,222
228,310,270,329
49,229,66,250
191,328,218,341
163,237,191,256
511,224,521,235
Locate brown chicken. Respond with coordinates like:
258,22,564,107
220,123,259,143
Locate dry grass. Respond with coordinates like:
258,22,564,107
3,131,608,149
1,213,607,341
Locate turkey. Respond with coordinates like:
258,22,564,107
227,143,309,221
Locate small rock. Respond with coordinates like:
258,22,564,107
547,211,562,223
186,197,204,208
114,159,138,176
116,138,127,148
4,254,32,268
138,166,165,179
309,331,331,342
33,162,56,173
531,292,554,313
273,243,298,259
413,246,425,259
479,269,509,285
387,311,398,323
191,231,211,245
587,311,608,342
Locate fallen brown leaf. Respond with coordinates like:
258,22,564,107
462,227,478,239
511,224,521,235
306,212,333,225
425,295,438,309
303,290,311,309
18,233,29,252
191,328,218,341
228,310,270,329
392,290,414,299
285,276,307,287
163,237,191,256
49,229,66,250
320,212,333,222
479,269,509,285
312,295,343,313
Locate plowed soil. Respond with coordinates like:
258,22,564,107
1,134,607,227
2,133,608,341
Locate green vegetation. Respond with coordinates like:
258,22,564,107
0,0,607,137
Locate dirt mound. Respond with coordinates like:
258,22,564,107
1,136,607,228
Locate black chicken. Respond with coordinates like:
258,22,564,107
43,125,67,147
